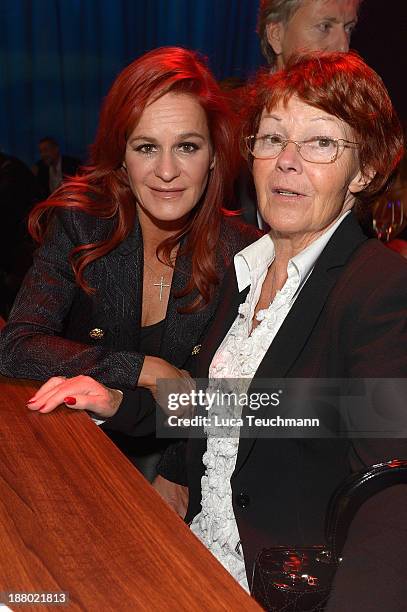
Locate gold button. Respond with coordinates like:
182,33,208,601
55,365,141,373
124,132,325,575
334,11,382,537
191,344,201,355
89,328,105,340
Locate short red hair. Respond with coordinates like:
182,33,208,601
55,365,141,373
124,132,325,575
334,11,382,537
241,52,404,209
29,47,238,311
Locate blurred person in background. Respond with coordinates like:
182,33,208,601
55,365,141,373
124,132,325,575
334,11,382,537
32,136,81,198
258,0,360,70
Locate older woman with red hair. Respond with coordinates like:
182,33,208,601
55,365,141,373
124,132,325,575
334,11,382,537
0,47,258,477
157,52,407,609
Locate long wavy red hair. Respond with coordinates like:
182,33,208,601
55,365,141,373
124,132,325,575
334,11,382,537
29,47,238,311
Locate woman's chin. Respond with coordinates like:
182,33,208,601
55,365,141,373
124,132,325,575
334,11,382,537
266,220,308,236
136,203,194,231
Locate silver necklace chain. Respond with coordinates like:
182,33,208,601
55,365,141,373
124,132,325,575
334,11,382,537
144,257,171,301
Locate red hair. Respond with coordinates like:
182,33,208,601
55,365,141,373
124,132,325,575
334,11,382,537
29,47,238,311
241,52,404,209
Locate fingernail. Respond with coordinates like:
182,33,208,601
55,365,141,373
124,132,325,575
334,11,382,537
64,396,76,405
27,398,36,404
38,405,46,412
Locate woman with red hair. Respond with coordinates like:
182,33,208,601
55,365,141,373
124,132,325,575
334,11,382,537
0,47,258,477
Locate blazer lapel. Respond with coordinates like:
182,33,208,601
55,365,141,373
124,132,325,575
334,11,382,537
159,250,192,365
160,250,249,368
194,265,250,377
234,213,368,474
106,219,143,351
257,214,367,379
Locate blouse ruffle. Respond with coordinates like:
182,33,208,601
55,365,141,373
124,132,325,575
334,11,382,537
190,274,299,591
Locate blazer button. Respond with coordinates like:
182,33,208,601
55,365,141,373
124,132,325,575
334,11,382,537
191,344,201,355
236,492,250,508
89,328,105,340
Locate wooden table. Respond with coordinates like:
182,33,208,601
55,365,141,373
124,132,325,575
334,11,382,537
0,377,260,611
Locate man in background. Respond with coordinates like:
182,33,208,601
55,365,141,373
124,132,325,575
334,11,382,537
32,136,81,198
258,0,359,70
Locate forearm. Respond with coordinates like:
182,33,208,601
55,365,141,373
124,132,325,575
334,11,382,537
0,326,144,389
101,387,159,436
101,354,195,435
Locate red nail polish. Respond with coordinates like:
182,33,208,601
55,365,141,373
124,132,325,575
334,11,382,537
38,405,46,411
64,396,76,405
27,399,36,404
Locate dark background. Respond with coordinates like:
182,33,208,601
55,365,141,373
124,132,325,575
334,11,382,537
1,0,406,166
352,0,406,126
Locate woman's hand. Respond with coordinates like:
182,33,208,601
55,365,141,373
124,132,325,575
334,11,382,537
152,475,189,519
26,375,123,418
138,356,195,416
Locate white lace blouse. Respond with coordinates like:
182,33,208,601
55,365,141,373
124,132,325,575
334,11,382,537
189,213,350,591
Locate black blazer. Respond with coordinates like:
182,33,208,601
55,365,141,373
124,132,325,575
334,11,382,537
0,208,259,435
175,214,407,609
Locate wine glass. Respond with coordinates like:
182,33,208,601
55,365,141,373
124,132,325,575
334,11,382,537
373,196,405,242
390,199,404,238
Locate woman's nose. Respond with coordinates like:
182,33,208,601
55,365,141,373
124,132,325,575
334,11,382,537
154,150,181,181
275,141,303,173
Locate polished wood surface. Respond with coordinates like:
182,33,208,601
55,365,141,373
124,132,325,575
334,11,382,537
0,377,260,611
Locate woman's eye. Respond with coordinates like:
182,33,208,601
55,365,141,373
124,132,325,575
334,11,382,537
135,143,157,154
315,137,335,148
262,134,284,145
178,142,199,154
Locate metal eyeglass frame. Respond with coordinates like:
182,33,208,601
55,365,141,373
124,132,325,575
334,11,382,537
244,135,359,164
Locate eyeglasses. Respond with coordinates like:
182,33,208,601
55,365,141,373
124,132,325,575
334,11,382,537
245,135,359,164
